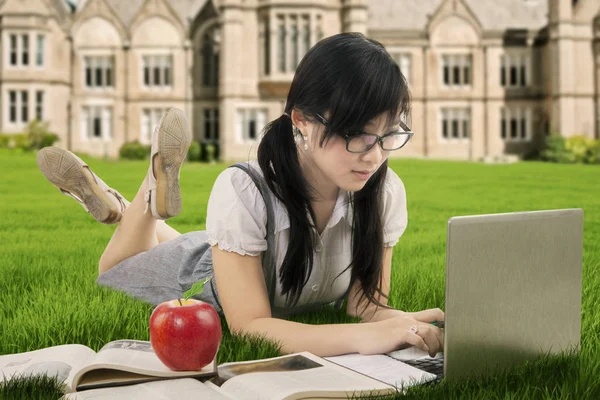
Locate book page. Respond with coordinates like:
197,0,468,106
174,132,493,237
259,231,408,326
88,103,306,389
324,353,437,392
214,352,394,400
72,340,216,389
0,344,96,390
62,378,234,400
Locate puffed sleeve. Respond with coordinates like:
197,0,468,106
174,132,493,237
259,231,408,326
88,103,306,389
381,168,408,247
205,167,268,256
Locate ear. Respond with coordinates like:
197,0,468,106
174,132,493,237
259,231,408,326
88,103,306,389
290,109,311,134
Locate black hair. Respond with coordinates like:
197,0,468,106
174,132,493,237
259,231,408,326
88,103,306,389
257,32,411,311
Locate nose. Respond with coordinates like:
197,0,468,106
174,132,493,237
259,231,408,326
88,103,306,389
360,143,385,165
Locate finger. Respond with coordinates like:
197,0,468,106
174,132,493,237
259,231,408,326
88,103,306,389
416,325,443,357
401,332,429,354
410,308,445,324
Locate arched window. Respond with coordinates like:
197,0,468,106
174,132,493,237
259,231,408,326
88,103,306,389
202,25,220,87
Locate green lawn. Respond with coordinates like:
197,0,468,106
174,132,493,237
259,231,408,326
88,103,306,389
1,149,599,399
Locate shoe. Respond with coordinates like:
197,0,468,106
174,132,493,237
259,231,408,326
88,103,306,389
144,108,192,220
36,147,127,224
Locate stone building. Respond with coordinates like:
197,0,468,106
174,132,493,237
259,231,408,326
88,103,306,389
0,0,598,161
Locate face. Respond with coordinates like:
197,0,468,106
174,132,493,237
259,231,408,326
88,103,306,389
294,110,401,194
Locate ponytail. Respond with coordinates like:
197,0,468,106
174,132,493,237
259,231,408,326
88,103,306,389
258,113,317,307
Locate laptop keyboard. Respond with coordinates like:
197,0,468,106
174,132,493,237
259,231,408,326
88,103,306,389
403,357,444,376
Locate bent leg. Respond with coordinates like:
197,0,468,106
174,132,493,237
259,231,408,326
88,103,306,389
98,176,158,274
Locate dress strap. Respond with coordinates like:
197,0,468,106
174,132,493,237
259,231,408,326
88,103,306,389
227,162,277,308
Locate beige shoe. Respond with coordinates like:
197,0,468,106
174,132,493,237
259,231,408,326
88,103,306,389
36,147,127,224
144,108,192,220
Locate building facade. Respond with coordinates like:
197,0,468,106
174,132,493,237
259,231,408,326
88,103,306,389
0,0,598,161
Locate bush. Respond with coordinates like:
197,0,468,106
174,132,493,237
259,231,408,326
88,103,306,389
119,141,150,160
12,134,33,152
0,135,10,149
540,136,575,164
539,135,600,164
187,141,201,162
586,140,600,164
27,120,59,150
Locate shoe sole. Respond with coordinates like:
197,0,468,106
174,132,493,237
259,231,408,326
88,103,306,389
36,147,119,223
153,108,192,219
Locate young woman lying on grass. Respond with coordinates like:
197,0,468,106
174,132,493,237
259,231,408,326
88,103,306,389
37,32,444,358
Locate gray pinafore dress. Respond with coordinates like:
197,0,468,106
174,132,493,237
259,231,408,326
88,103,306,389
96,163,348,318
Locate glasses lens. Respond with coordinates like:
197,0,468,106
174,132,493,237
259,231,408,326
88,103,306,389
347,134,377,152
381,133,411,150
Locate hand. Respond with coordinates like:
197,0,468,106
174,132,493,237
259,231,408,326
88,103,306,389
355,308,444,357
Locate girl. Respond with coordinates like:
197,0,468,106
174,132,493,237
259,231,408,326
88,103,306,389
37,32,444,358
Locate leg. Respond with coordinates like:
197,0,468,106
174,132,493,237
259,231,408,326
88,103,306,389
156,220,182,243
98,175,158,274
99,175,183,274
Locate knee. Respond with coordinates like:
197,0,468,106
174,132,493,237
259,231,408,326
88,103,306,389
98,253,114,275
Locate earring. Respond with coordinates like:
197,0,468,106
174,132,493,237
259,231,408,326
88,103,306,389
293,126,301,144
303,136,308,151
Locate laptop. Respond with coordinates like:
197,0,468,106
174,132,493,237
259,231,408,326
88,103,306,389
397,208,583,381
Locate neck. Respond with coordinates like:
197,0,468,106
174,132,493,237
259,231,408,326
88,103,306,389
297,149,339,203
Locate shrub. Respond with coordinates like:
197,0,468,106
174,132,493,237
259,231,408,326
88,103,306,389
565,135,595,164
204,142,218,163
26,120,59,150
540,136,575,164
0,135,10,149
586,140,600,164
187,140,201,162
12,134,33,152
119,141,150,160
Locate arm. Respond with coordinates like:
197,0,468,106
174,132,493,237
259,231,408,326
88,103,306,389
212,246,365,356
346,246,402,323
347,246,444,324
211,246,431,357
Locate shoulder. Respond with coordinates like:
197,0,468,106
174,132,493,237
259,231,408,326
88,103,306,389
383,167,406,199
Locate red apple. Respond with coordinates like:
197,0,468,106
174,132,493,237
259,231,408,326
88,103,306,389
149,299,222,371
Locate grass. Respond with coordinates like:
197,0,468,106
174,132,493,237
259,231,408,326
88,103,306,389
0,149,599,399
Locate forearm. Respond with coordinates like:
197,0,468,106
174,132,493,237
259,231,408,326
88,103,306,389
244,317,367,357
356,304,405,323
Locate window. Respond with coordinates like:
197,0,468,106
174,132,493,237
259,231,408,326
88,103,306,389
277,16,286,72
21,34,29,66
35,91,44,121
269,13,321,74
9,91,17,123
441,108,471,140
392,53,412,85
84,56,114,88
36,35,44,66
442,55,472,87
8,34,33,67
236,109,267,142
203,108,220,141
501,54,530,88
501,107,531,141
82,106,112,140
142,55,173,88
263,17,271,75
141,108,167,145
8,90,32,124
201,26,220,87
9,35,17,66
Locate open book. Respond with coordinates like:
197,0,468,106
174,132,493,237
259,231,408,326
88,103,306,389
61,351,438,400
0,340,215,393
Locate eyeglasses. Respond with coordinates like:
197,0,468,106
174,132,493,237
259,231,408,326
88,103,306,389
314,113,414,153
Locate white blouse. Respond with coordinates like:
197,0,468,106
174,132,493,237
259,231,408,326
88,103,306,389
205,160,408,309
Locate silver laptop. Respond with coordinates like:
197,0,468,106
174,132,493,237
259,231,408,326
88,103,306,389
403,208,583,381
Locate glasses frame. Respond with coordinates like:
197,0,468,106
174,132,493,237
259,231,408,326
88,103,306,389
314,113,414,153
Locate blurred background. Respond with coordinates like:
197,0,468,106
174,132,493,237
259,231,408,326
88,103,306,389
0,0,598,164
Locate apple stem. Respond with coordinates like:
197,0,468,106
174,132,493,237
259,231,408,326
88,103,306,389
178,299,183,306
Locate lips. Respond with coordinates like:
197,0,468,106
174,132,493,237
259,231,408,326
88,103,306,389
353,170,375,174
